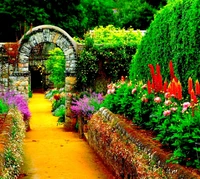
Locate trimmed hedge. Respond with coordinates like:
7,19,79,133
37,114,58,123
130,0,200,95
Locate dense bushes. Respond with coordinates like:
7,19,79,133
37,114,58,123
130,0,200,95
76,25,142,92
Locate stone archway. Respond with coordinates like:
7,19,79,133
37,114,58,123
18,25,77,76
16,25,79,129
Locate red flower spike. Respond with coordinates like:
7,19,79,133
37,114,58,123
177,81,182,100
195,80,200,96
163,80,168,93
171,79,176,97
156,64,161,76
188,77,193,95
167,82,172,94
147,80,151,94
190,89,197,103
156,64,163,92
148,64,155,79
169,60,175,81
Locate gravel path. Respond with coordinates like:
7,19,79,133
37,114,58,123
20,93,114,179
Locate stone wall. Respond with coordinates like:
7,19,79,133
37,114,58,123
87,107,200,179
0,109,25,178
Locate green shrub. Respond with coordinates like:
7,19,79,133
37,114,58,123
0,99,9,114
130,0,200,95
76,25,142,92
45,48,65,88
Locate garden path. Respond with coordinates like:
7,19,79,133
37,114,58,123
20,93,114,179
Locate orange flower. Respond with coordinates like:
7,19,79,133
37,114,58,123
177,81,182,100
195,80,200,95
190,89,197,103
188,77,193,95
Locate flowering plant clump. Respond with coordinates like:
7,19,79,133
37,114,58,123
101,60,200,168
0,89,31,121
71,92,104,119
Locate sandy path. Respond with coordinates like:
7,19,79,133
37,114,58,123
20,93,113,179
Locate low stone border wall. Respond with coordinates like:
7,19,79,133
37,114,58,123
87,107,200,179
0,109,25,178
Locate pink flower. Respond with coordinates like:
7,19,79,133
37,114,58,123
107,84,112,89
183,102,190,109
154,97,161,103
170,107,177,112
107,89,111,94
107,88,115,94
164,92,171,99
67,92,72,97
132,88,137,94
182,107,187,113
110,88,115,94
164,100,172,106
163,110,171,116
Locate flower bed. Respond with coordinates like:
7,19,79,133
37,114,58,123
87,107,200,178
101,61,200,169
0,108,25,179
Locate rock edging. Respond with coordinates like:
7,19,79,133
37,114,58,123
87,107,200,179
0,108,25,179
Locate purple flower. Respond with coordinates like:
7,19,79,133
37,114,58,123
70,93,104,118
2,90,31,120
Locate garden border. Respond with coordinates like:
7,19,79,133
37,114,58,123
87,107,200,178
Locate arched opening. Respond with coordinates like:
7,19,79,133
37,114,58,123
28,42,58,92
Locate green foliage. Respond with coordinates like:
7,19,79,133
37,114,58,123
53,105,65,125
0,99,9,114
52,97,65,112
76,25,142,92
45,88,60,99
28,84,32,98
0,0,167,38
115,0,157,30
45,48,65,89
101,80,200,168
130,0,200,95
77,0,117,32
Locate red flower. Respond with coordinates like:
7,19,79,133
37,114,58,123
190,89,197,103
177,81,182,100
147,80,151,94
195,80,200,96
163,80,168,93
188,77,193,95
54,94,60,100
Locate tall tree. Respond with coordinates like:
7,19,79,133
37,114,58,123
77,0,117,33
114,0,165,30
